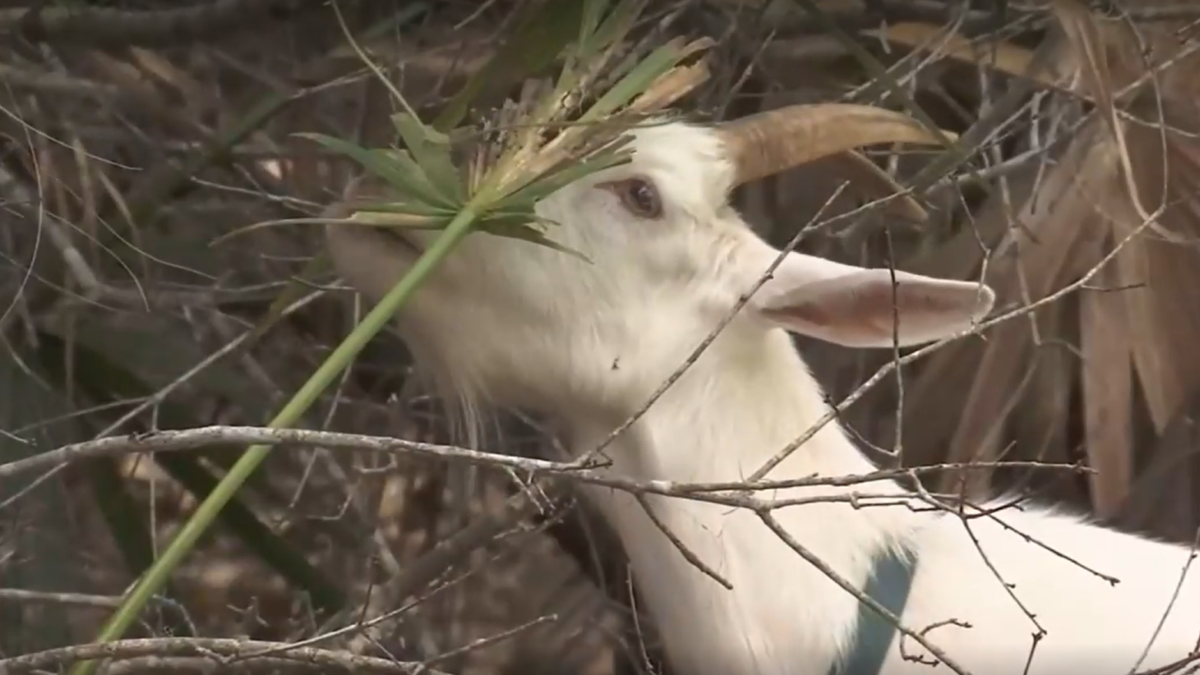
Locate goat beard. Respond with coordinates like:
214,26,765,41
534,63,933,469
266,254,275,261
418,357,576,465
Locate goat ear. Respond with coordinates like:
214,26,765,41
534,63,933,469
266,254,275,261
748,252,994,348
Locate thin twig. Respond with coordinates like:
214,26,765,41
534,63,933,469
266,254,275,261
756,510,971,675
0,424,1086,510
0,637,449,674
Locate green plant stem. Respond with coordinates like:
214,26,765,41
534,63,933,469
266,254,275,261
70,207,481,675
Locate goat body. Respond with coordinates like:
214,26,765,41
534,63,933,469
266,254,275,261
571,326,1200,675
326,111,1200,675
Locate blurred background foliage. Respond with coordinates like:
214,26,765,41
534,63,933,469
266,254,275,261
2,0,1200,673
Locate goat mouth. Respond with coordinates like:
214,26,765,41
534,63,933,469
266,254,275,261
377,228,424,255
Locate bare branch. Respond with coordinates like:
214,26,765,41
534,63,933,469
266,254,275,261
0,425,1088,512
0,637,449,674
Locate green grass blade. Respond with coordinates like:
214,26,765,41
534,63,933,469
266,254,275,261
71,206,483,675
579,0,641,62
84,459,196,636
342,202,448,217
377,148,459,207
480,218,590,263
340,212,447,229
505,145,632,204
432,1,588,132
72,2,691,668
391,113,463,202
578,0,611,46
580,38,699,123
158,454,346,612
297,133,451,209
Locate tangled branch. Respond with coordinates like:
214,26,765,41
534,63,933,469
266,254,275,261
0,637,450,674
0,424,1088,510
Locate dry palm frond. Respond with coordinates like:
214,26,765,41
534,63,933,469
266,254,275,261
888,0,1200,519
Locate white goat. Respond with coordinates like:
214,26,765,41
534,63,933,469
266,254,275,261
326,103,1200,675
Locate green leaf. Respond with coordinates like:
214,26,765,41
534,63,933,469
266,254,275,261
390,112,463,203
85,457,194,636
480,203,540,221
580,0,641,62
210,215,379,246
582,37,697,123
296,133,451,209
481,217,591,263
506,143,633,204
432,0,589,132
377,147,459,208
76,208,484,674
578,0,609,45
344,199,451,218
343,211,448,230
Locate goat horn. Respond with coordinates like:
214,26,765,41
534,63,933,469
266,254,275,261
714,103,950,186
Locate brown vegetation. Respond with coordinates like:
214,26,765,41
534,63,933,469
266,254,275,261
2,0,1200,673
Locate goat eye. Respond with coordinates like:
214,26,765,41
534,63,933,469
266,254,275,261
613,178,663,219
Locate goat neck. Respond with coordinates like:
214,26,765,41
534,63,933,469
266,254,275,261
568,323,921,675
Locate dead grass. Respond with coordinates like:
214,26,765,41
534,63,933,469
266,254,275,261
2,1,1200,674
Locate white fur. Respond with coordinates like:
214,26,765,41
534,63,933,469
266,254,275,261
327,119,1200,674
